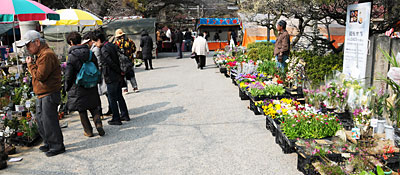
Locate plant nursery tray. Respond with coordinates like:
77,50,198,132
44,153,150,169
248,94,290,102
275,128,296,154
239,87,249,100
296,145,344,164
9,135,41,147
265,115,277,136
380,153,400,172
249,99,262,115
297,152,320,175
219,67,227,74
335,111,352,120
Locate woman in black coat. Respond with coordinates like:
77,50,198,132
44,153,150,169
140,31,153,70
65,32,105,137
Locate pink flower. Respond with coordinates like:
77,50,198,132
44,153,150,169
23,77,29,83
325,122,328,125
342,148,346,151
292,124,296,127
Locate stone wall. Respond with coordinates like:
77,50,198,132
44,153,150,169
367,35,400,91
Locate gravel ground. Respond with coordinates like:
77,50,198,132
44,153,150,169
2,52,301,175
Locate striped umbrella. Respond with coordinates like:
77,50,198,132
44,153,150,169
0,0,60,22
41,9,102,26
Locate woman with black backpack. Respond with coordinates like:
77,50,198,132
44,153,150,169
65,32,105,137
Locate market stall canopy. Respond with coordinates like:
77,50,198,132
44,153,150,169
0,0,60,22
0,24,16,35
43,25,95,42
40,9,102,26
196,18,242,29
102,18,156,37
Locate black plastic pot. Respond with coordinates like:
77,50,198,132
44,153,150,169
10,135,41,147
239,88,249,100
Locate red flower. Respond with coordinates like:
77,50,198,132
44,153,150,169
17,132,24,137
383,154,388,160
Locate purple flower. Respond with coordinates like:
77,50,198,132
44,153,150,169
378,88,384,96
61,62,67,69
23,77,28,83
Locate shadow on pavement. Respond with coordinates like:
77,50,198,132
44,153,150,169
152,65,180,70
128,101,170,116
64,106,186,153
139,84,177,92
131,106,186,127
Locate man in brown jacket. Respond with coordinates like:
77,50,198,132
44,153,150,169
17,30,65,157
274,20,290,69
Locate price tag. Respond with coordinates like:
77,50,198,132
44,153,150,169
341,153,351,158
371,119,378,128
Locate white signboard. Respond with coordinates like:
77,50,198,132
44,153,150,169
343,2,371,80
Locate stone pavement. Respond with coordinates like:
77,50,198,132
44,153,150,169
2,52,301,175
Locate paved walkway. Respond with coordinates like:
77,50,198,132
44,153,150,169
3,52,300,175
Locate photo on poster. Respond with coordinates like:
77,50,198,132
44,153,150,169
350,10,358,23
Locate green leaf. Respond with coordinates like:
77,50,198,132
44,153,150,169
376,165,384,175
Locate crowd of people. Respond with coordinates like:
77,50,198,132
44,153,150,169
13,20,286,157
16,28,154,157
156,28,209,69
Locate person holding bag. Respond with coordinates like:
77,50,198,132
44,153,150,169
192,33,209,69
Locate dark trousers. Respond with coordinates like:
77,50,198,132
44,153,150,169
121,68,138,89
36,92,64,151
176,43,182,58
144,58,153,69
106,81,129,121
185,40,192,52
79,108,102,134
195,55,206,68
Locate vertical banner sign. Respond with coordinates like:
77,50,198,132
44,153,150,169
343,2,371,80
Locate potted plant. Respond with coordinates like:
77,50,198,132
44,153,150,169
379,48,400,140
12,87,24,111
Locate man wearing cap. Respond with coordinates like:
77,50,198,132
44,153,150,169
274,20,290,69
17,30,65,157
114,29,139,93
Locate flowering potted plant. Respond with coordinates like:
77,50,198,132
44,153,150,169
280,111,343,139
335,86,349,113
9,112,39,146
326,82,338,109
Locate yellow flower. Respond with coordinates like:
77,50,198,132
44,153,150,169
282,108,288,115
